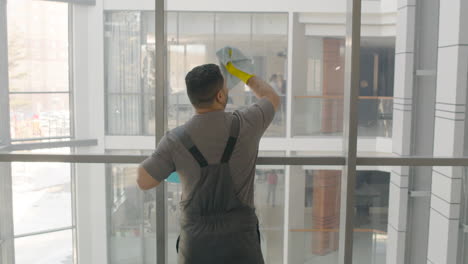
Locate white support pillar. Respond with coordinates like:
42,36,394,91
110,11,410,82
285,11,294,139
387,167,409,264
0,0,14,262
288,12,307,138
72,1,108,263
0,0,9,148
0,163,14,264
427,0,468,263
287,165,306,264
388,1,416,263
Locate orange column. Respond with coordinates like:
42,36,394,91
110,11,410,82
311,170,341,255
321,38,345,133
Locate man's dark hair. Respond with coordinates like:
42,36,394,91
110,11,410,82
185,64,224,108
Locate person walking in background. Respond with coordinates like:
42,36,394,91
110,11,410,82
266,170,278,207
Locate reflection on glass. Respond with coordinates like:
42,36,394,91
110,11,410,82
288,168,341,264
352,170,389,264
255,166,285,264
7,0,71,142
293,37,345,138
288,168,389,264
357,98,393,138
358,39,394,138
104,12,156,136
107,160,157,264
9,93,70,140
292,37,395,139
12,159,72,235
107,94,142,136
7,0,69,93
14,230,73,264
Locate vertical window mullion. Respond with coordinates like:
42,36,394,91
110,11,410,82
0,0,14,261
155,0,167,263
338,0,362,264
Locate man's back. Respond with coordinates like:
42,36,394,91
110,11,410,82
142,98,275,207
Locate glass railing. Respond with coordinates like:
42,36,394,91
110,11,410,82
293,96,393,138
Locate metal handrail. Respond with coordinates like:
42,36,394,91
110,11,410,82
14,226,75,239
294,95,394,100
1,153,468,166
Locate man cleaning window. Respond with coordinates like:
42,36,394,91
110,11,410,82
137,47,280,264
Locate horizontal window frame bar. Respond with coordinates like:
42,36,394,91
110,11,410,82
4,139,98,151
106,92,155,96
356,157,468,166
1,154,468,166
9,91,70,95
294,95,393,100
14,226,75,239
11,136,72,142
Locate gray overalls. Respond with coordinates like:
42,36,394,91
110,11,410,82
174,113,264,264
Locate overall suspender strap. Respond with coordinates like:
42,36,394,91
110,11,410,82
174,126,209,168
220,113,240,163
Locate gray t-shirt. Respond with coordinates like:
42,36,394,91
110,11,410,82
142,98,275,207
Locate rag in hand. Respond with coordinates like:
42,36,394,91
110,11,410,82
216,46,255,90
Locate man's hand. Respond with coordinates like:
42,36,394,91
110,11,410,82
218,47,255,86
224,48,255,84
137,165,161,190
221,47,280,110
225,61,255,84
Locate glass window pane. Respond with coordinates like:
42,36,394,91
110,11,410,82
106,94,142,135
362,2,468,158
167,12,215,130
104,12,141,94
178,12,215,38
12,159,72,235
289,166,342,264
292,36,345,139
250,13,288,137
141,12,156,95
7,0,69,92
255,165,286,263
14,229,73,264
353,166,468,264
106,157,157,264
143,93,156,135
104,12,156,136
5,0,71,145
214,13,251,49
252,13,288,36
352,169,389,263
10,93,70,140
357,38,394,139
